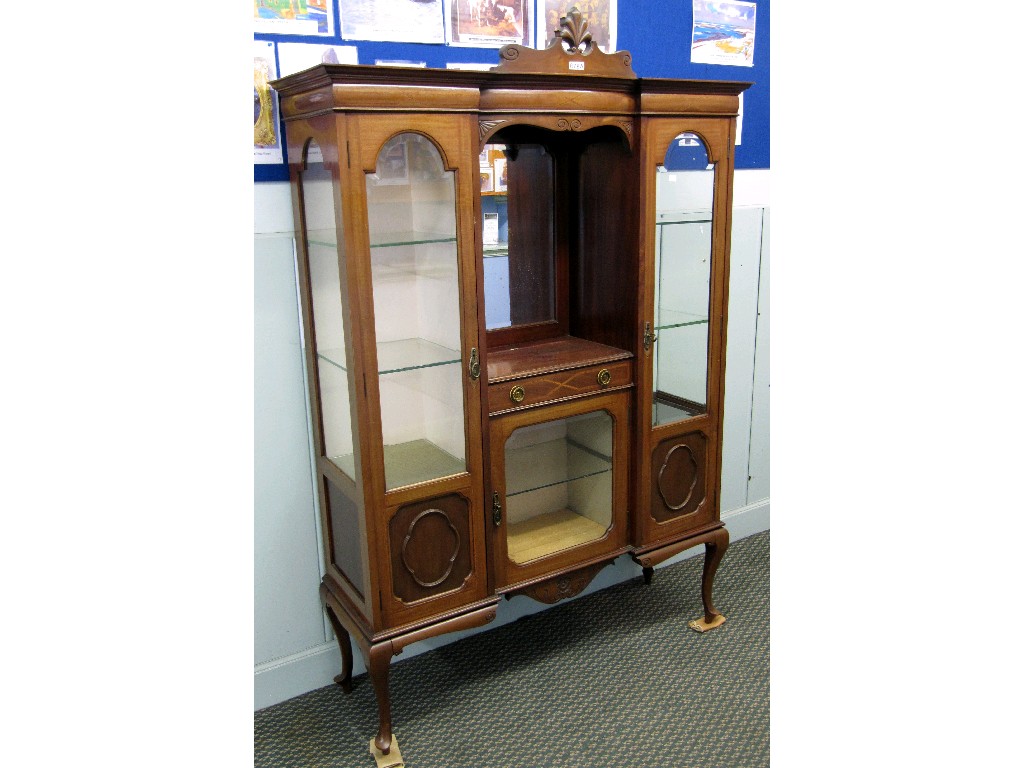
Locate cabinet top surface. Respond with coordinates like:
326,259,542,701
271,62,752,98
487,335,632,382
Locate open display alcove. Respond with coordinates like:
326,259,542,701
272,8,750,762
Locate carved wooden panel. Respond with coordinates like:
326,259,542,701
514,562,609,604
650,432,708,523
389,494,473,604
479,115,634,149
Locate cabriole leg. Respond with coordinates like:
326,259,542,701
323,603,354,692
369,641,396,755
688,527,729,632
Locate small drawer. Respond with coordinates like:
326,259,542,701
488,360,633,414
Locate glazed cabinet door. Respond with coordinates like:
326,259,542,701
353,117,489,629
489,393,630,590
636,119,736,546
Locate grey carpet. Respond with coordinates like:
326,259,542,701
255,530,769,767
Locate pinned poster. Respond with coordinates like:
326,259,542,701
447,0,533,47
537,1,616,53
690,1,756,67
339,0,445,43
254,41,284,165
254,0,332,36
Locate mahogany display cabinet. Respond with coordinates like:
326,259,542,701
271,9,750,760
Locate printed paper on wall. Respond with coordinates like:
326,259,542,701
690,1,756,67
537,1,616,53
255,0,333,36
340,0,445,43
254,41,284,165
447,0,532,47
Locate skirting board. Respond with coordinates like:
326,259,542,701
255,498,770,711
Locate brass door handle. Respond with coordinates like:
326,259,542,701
492,492,502,526
643,322,658,352
468,347,481,380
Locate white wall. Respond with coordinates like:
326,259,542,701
253,168,770,710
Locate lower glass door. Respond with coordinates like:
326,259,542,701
504,410,613,564
491,393,629,589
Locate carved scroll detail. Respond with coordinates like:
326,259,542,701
556,118,583,131
401,508,461,588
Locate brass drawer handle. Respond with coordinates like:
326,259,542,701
597,368,612,387
509,385,525,403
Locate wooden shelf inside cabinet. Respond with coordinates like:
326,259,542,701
507,509,609,564
487,336,631,383
329,439,465,490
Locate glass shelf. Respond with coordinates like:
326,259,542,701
370,231,456,249
505,439,611,498
483,243,508,258
306,229,339,248
655,308,708,331
656,210,712,224
318,337,460,375
652,397,704,425
306,229,456,249
330,438,465,490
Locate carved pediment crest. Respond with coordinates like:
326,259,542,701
557,6,593,54
492,6,636,79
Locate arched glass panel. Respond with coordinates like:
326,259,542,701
652,132,715,426
365,133,467,491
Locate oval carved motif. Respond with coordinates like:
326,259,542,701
401,508,461,588
657,443,699,511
